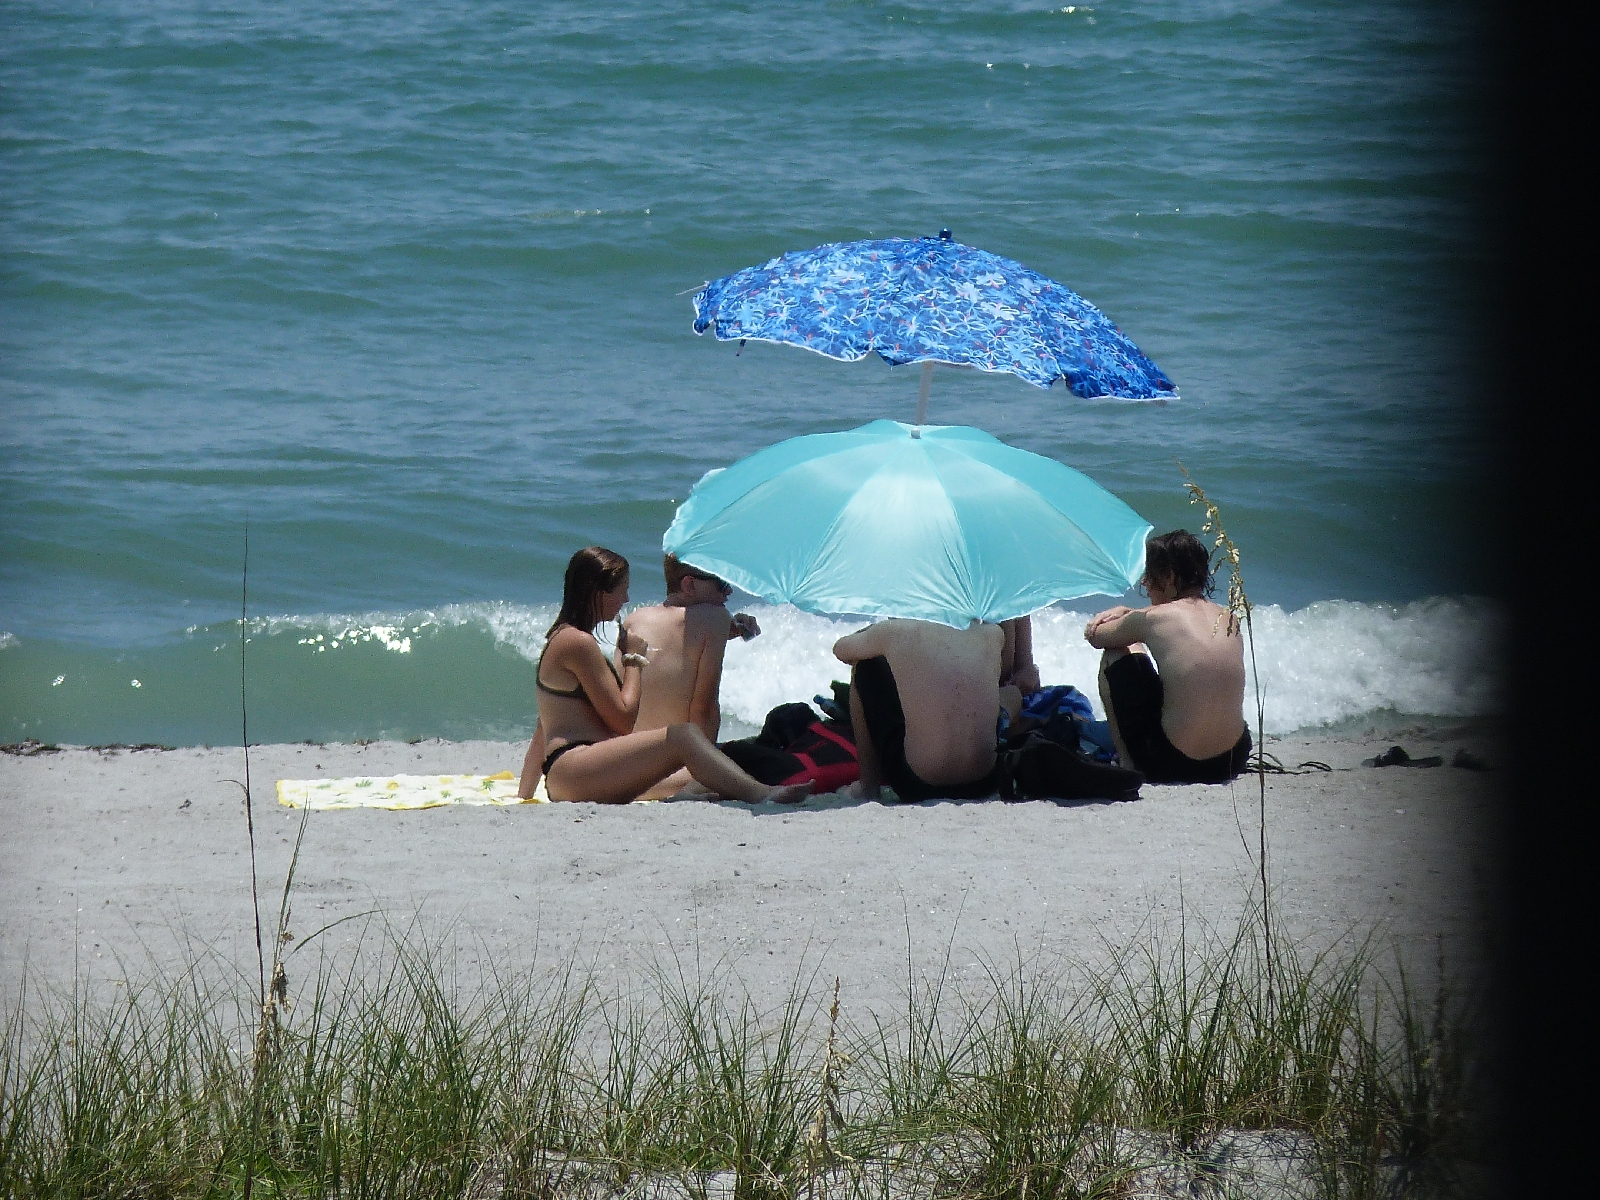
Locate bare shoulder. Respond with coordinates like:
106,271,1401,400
547,624,592,651
684,602,731,643
1188,598,1237,635
545,624,598,665
1156,598,1238,639
627,604,684,636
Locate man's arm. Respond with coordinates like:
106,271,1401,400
687,613,728,740
832,622,887,665
1084,606,1149,650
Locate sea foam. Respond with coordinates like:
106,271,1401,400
712,597,1501,736
199,594,1501,738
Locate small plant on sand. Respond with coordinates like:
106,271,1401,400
223,522,314,1200
801,977,852,1197
1175,463,1274,998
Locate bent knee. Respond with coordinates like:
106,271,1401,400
665,722,708,750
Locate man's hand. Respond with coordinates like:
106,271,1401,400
729,612,760,641
1085,606,1133,640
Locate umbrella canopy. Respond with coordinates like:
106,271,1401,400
663,419,1152,628
691,233,1176,402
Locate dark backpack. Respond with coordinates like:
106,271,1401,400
719,704,860,791
999,731,1142,802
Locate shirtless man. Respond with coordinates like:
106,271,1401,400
617,555,759,799
1083,530,1250,785
832,617,1004,802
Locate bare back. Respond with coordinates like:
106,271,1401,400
1137,599,1247,759
620,603,730,738
836,618,1002,785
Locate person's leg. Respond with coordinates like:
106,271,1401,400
550,727,810,804
1097,647,1136,768
546,728,684,803
636,766,695,801
999,684,1024,725
848,667,883,800
666,723,811,803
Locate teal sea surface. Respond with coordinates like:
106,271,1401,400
1,1,1497,747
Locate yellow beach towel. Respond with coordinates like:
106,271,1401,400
276,770,548,810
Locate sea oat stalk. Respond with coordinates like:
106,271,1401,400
1175,463,1273,1003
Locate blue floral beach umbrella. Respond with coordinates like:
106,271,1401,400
663,419,1152,629
692,232,1175,419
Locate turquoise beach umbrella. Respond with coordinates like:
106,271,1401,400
663,420,1152,629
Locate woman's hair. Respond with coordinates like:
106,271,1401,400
547,546,629,639
1144,530,1213,598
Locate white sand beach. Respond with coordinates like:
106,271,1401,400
1,723,1501,1011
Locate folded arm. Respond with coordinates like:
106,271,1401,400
1084,606,1148,650
557,627,643,734
833,622,888,665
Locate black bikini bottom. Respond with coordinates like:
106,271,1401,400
542,739,597,778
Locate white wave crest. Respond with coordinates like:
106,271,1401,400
715,597,1501,735
238,595,1501,736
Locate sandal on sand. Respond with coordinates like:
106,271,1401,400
1361,745,1443,769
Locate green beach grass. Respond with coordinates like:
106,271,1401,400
1,903,1485,1199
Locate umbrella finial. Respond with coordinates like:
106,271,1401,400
938,228,952,241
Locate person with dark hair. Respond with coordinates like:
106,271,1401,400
517,547,812,804
1083,530,1251,785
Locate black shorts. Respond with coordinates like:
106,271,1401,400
1104,653,1250,785
852,656,1001,802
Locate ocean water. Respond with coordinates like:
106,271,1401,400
1,1,1497,748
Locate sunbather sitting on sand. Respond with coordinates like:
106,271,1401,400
615,555,761,800
1084,530,1250,785
833,617,1003,802
517,547,812,805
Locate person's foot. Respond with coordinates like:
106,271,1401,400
763,781,814,804
844,780,880,801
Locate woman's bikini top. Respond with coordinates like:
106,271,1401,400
535,632,621,707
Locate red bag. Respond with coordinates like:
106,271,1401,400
777,721,859,791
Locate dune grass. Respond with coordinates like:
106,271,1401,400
1,904,1485,1199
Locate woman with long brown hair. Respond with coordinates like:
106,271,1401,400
517,546,812,804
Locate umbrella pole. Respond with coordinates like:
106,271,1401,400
914,361,933,426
